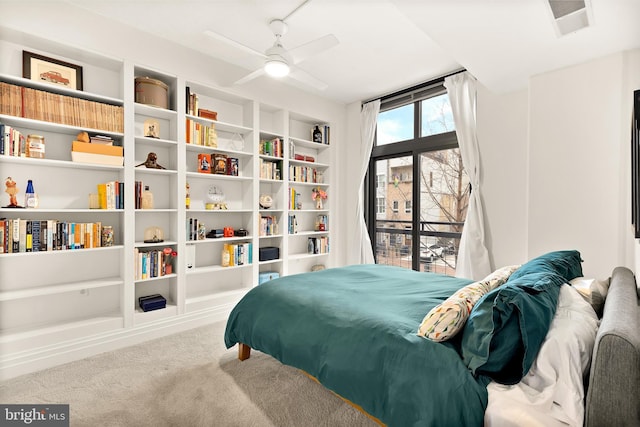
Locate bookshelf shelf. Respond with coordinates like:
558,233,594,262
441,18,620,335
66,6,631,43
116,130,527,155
289,136,330,151
134,240,178,248
184,144,252,159
0,114,124,138
0,155,124,171
186,263,252,275
0,245,123,257
0,314,123,348
133,273,177,284
134,304,178,324
289,181,330,187
185,114,252,135
185,172,252,182
289,231,330,237
0,277,123,301
134,103,177,120
0,73,124,105
135,136,177,147
289,253,329,261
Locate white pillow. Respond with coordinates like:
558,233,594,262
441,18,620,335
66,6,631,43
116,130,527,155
569,277,610,316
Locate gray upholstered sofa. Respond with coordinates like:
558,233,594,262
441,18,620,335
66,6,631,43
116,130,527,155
585,266,640,426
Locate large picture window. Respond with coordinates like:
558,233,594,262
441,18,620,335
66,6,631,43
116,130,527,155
367,82,468,275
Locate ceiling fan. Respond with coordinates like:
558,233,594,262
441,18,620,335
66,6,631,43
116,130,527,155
204,1,338,90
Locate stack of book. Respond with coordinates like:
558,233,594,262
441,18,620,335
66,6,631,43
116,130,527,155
71,140,123,166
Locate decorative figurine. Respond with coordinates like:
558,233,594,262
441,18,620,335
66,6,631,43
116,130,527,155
144,119,160,138
136,152,166,169
4,176,22,208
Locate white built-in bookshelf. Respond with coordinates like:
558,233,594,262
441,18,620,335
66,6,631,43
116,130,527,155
0,28,332,379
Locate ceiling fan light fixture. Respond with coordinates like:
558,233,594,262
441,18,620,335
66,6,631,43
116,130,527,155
264,57,290,78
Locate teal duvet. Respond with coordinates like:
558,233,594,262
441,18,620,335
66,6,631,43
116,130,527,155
224,264,489,426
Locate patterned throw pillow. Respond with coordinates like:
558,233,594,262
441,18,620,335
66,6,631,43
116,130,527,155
417,265,520,342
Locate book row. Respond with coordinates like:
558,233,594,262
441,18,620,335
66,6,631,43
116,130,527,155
0,219,107,254
259,215,279,237
185,88,218,121
288,165,319,183
289,188,303,210
185,118,217,147
259,138,283,158
288,214,299,234
0,82,124,133
259,158,282,180
307,236,330,254
97,181,125,210
221,242,253,267
134,247,174,280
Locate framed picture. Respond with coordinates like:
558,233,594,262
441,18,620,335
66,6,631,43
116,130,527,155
22,51,83,90
144,118,160,138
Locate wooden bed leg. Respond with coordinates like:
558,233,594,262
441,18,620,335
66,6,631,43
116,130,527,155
238,343,251,361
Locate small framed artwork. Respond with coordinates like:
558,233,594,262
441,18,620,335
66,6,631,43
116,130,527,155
214,154,228,175
144,119,160,138
198,153,212,173
22,50,83,90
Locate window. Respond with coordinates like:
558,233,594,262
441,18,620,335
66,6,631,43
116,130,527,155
367,77,468,276
377,104,414,145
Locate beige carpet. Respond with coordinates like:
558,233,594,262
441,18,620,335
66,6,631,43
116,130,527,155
0,321,377,426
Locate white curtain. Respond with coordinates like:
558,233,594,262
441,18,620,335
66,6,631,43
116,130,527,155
444,72,491,280
350,99,380,264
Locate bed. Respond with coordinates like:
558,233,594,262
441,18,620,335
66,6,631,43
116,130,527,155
224,251,640,426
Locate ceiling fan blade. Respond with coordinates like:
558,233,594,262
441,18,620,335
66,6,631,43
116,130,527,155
288,34,339,65
234,68,266,86
204,30,266,58
288,67,328,91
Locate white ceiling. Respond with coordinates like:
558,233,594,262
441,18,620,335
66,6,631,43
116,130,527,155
63,0,640,104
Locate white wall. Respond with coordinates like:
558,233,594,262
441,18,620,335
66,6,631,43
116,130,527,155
479,50,640,279
477,86,529,269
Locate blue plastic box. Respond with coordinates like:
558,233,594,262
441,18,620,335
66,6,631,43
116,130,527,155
259,271,280,285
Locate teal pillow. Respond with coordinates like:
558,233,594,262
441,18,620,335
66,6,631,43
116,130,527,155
508,250,583,283
460,270,569,385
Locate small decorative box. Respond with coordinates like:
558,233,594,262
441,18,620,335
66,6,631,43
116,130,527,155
138,294,166,312
259,271,280,285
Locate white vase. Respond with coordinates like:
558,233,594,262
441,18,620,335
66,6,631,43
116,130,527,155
316,198,323,209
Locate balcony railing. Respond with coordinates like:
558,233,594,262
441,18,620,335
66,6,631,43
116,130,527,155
374,219,463,275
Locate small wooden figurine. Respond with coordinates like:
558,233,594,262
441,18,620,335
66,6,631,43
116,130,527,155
4,176,21,208
136,152,166,169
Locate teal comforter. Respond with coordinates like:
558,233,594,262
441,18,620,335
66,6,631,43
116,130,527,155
224,264,488,426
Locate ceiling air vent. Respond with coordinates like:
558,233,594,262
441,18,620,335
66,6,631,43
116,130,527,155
548,0,592,36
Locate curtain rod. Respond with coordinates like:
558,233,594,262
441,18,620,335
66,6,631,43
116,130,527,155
363,68,466,105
